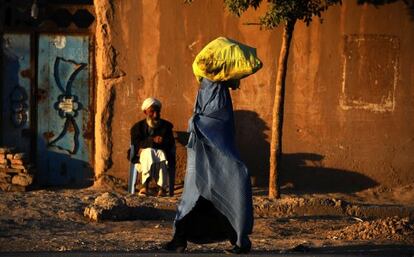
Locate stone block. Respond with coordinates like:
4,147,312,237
11,159,25,165
9,184,26,192
3,168,21,174
11,174,34,187
0,182,12,191
0,173,12,183
0,182,24,192
13,153,27,160
10,164,25,170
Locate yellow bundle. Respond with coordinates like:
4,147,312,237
192,37,263,82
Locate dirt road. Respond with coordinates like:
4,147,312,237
0,186,413,253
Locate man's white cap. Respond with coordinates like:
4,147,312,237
141,97,162,111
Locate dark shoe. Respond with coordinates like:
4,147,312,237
163,240,187,253
291,243,310,252
224,245,251,254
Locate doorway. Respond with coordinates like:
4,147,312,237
1,1,95,187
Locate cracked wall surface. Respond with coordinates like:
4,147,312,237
94,0,121,181
92,0,414,191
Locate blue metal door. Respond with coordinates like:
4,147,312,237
1,33,32,154
37,34,92,186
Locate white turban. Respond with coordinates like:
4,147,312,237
141,97,162,111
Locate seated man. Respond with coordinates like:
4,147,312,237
129,97,175,196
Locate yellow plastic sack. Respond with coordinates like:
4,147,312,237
192,37,263,82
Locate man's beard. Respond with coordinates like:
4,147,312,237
146,117,160,128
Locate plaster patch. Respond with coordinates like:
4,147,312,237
53,36,66,49
340,34,399,113
187,40,199,52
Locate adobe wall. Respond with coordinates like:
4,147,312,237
282,1,414,193
94,0,414,192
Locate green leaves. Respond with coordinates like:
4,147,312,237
223,0,262,16
260,0,341,28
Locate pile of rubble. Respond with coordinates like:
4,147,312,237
0,147,34,192
84,192,130,221
328,216,414,243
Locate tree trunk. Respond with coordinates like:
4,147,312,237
268,19,296,199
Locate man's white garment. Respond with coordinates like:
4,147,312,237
135,148,169,188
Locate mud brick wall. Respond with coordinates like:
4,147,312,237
0,147,34,192
92,1,414,191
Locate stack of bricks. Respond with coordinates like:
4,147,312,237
0,147,34,192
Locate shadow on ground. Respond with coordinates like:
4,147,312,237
295,243,414,255
128,206,176,220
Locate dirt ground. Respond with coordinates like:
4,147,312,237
0,183,414,253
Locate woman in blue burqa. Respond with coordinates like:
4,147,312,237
164,78,253,254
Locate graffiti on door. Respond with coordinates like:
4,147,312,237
48,57,87,155
37,35,92,186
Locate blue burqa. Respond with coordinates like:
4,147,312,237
174,78,253,247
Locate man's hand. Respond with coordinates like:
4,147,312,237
153,136,163,144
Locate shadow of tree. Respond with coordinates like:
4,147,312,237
234,110,378,194
281,153,378,194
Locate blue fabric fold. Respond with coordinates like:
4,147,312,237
175,78,253,247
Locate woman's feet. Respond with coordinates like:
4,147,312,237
162,239,187,253
224,245,251,254
224,239,251,254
